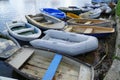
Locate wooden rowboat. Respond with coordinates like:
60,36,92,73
67,18,112,27
25,13,65,30
0,33,20,59
6,47,94,80
64,25,115,37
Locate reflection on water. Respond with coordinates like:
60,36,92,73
0,0,91,79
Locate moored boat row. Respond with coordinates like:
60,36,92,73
0,2,116,80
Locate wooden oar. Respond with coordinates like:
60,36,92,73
42,54,62,80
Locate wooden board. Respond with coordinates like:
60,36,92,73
84,21,92,24
8,48,34,69
84,28,93,33
78,65,92,80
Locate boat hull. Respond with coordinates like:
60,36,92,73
67,18,112,27
25,13,65,30
64,25,115,37
40,8,66,19
30,30,98,56
6,47,94,80
0,33,20,59
58,6,82,15
6,21,41,41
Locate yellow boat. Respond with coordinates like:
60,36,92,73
66,12,82,19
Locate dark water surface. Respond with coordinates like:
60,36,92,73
0,0,91,79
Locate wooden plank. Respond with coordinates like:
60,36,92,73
64,27,73,32
55,73,78,80
84,21,92,24
84,28,93,33
28,58,50,69
42,54,62,80
8,48,34,69
78,65,91,80
21,64,46,78
26,54,53,69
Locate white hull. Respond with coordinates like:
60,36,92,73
6,21,41,41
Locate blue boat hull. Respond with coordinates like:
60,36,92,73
40,8,66,19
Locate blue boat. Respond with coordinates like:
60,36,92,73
40,8,66,19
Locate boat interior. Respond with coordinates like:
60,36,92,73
69,19,105,24
9,22,37,36
28,14,56,25
6,47,93,80
64,25,114,34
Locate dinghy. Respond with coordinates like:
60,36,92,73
6,21,41,41
0,33,20,59
40,8,66,19
79,8,102,19
30,30,98,56
100,3,112,13
58,6,82,15
25,13,65,30
80,6,93,12
66,13,82,19
6,47,94,80
67,18,112,27
64,25,115,37
0,76,17,80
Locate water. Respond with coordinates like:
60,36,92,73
0,0,92,32
0,0,91,79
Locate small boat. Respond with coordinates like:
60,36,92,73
66,12,81,19
80,6,93,12
6,47,94,80
79,8,102,19
67,18,112,27
84,3,101,8
64,25,115,37
58,6,82,15
100,3,112,13
25,13,66,30
0,33,20,59
30,30,98,56
0,76,17,80
6,21,41,41
40,8,66,19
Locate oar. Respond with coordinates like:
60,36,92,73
42,54,62,80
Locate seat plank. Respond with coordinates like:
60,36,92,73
84,21,92,24
84,28,93,33
8,48,34,69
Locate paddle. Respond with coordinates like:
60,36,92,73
42,54,62,80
